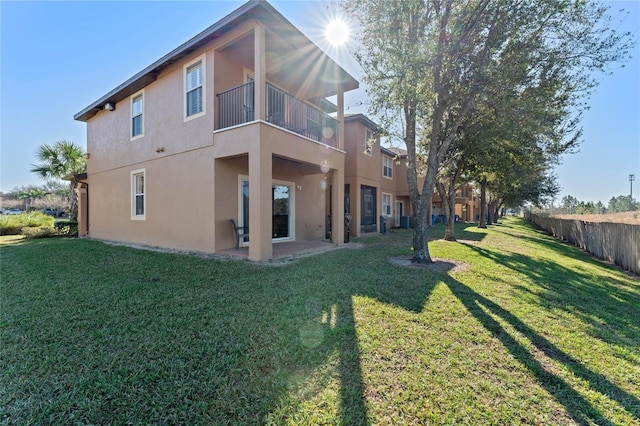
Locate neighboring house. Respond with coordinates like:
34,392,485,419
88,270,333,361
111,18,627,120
343,114,480,237
73,0,358,261
343,114,400,236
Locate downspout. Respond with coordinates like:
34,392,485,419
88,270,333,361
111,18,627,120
84,182,89,237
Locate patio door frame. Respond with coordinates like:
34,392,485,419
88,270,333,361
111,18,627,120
360,184,377,233
395,200,403,226
238,175,296,247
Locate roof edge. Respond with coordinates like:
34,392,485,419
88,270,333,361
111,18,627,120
74,0,358,122
344,113,380,131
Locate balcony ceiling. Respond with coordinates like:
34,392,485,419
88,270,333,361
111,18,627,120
220,30,353,103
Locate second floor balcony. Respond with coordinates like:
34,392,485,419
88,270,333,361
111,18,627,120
216,81,338,147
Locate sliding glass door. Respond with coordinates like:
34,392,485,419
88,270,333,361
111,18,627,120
239,177,294,244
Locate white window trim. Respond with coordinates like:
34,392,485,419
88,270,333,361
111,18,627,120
364,129,373,156
272,178,296,242
131,168,146,221
184,54,206,122
238,174,250,247
130,89,145,141
243,68,254,82
383,155,393,179
382,192,393,217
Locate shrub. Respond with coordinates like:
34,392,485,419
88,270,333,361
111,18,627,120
21,226,56,239
1,212,54,235
54,221,79,237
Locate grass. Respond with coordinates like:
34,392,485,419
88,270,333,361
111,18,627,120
1,218,638,425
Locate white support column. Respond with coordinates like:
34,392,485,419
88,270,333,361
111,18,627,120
337,86,344,151
254,24,266,121
331,168,345,246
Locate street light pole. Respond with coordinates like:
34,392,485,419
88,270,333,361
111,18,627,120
630,174,635,198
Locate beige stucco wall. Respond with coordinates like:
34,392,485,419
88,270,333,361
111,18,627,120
344,118,387,235
87,147,216,252
87,51,215,176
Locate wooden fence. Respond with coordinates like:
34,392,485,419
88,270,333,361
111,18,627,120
524,213,640,275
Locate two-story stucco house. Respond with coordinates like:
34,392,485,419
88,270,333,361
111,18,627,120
74,0,358,261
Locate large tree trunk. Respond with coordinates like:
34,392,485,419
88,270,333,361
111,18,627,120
487,200,495,224
405,102,434,264
478,178,487,228
436,181,457,241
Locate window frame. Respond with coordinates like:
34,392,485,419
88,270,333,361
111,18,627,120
130,90,144,140
382,193,392,217
364,129,373,156
238,174,296,245
383,155,393,179
184,54,206,121
131,169,146,220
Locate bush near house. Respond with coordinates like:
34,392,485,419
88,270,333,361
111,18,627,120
0,212,53,235
21,226,57,239
53,220,79,237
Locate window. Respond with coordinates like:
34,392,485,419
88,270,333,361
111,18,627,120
382,193,392,217
185,56,204,119
131,92,143,139
383,155,393,178
364,129,373,156
131,169,145,220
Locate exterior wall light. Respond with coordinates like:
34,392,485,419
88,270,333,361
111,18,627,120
105,102,116,111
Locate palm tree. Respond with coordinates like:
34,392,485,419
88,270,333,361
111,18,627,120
30,140,86,220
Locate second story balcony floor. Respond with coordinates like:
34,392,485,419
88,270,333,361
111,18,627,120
216,81,338,147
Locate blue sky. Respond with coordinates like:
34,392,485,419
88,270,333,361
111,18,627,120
1,0,638,204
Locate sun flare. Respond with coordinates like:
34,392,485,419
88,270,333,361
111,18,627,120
325,19,350,46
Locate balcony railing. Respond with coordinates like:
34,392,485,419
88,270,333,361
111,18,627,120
217,81,255,129
216,82,337,145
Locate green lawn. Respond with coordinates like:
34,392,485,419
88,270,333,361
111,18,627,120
1,218,638,425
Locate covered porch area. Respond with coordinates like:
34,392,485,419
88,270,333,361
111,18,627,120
213,121,346,261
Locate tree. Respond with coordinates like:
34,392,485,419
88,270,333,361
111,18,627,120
608,195,638,213
345,0,632,263
561,195,579,214
576,201,595,215
30,140,86,220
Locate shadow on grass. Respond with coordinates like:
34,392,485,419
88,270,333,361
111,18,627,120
448,221,490,242
451,218,640,423
5,222,637,424
0,239,437,425
443,274,640,424
461,241,640,352
286,252,439,425
367,222,488,245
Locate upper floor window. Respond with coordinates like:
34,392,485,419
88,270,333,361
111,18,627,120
383,155,393,178
185,56,204,119
131,169,145,220
131,92,143,139
364,129,373,156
